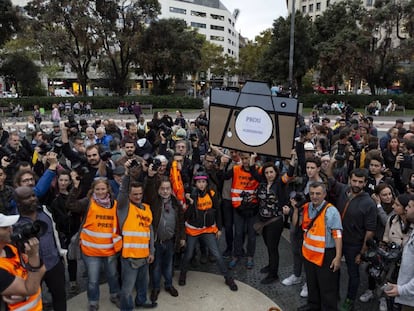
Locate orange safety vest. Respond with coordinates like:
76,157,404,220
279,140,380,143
170,160,185,206
230,165,259,208
0,245,43,311
185,190,218,236
80,199,122,257
301,202,332,266
121,202,152,259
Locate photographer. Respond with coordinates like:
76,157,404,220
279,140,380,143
385,195,414,311
0,213,46,311
61,122,87,168
14,186,67,311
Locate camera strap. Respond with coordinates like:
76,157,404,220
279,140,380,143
306,201,329,231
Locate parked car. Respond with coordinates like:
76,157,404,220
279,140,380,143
1,91,18,98
54,89,75,97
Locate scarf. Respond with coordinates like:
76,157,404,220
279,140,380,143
93,193,112,208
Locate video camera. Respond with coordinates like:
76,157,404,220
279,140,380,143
361,239,402,284
11,220,48,254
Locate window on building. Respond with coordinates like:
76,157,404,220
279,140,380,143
228,29,231,33
191,22,206,28
191,10,206,17
169,7,186,14
326,0,330,7
316,2,321,11
211,25,224,31
309,4,313,12
210,14,224,20
302,5,306,13
210,35,224,41
228,18,232,24
228,48,231,54
366,0,373,6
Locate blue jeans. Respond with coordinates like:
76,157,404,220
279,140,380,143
152,239,174,290
233,210,257,258
81,253,120,306
120,257,149,311
181,233,229,278
343,243,362,301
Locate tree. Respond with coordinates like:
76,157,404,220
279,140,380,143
0,53,41,96
238,29,272,82
94,0,160,95
258,14,316,94
26,0,101,95
0,0,20,47
138,18,204,94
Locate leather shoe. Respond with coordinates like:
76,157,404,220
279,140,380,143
165,286,179,297
178,271,186,286
150,289,160,302
136,302,158,309
260,275,279,284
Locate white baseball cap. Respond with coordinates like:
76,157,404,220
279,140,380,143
304,142,315,151
0,214,19,227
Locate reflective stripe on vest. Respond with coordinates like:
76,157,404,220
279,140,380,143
121,202,152,258
301,202,332,266
185,190,217,236
0,245,43,311
230,165,259,208
80,199,121,257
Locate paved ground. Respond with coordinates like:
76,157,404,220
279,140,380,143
41,230,382,311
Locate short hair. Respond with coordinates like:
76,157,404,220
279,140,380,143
369,154,384,166
14,170,37,187
129,181,143,191
309,181,327,193
350,168,369,181
305,157,321,168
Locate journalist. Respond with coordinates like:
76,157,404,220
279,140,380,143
0,213,46,310
385,195,414,311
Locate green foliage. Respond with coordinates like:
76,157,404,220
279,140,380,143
0,0,20,47
0,53,42,96
259,13,316,92
138,18,204,94
0,95,203,111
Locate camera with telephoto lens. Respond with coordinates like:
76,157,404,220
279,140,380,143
158,123,172,137
37,142,53,155
361,239,402,285
130,159,140,168
64,114,78,129
0,146,17,162
11,220,48,254
290,191,307,208
100,151,112,161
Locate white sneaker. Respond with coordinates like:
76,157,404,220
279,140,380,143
281,274,302,286
379,297,387,311
300,282,308,298
359,289,374,302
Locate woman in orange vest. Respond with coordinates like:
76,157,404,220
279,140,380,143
67,178,122,311
178,170,238,291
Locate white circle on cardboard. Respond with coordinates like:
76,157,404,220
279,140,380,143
235,107,273,146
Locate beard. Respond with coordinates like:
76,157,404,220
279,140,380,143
18,201,38,215
351,186,363,194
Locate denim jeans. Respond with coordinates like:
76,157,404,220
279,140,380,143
120,257,149,311
181,233,229,278
233,210,257,258
222,199,234,252
343,243,363,300
152,239,174,290
81,253,120,306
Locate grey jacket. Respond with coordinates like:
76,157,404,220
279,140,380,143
396,229,414,306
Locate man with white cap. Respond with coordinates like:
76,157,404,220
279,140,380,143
0,213,46,310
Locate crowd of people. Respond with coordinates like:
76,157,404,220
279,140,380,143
0,106,413,311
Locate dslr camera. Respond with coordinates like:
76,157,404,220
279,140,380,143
11,220,48,254
144,154,162,171
100,151,112,161
64,114,78,129
158,123,172,137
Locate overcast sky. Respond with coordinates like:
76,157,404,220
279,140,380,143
223,0,289,40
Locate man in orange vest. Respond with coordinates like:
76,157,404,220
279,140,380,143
296,182,343,311
117,160,156,310
221,152,259,269
0,213,46,311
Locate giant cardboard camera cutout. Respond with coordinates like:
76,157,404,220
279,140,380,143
209,81,298,159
